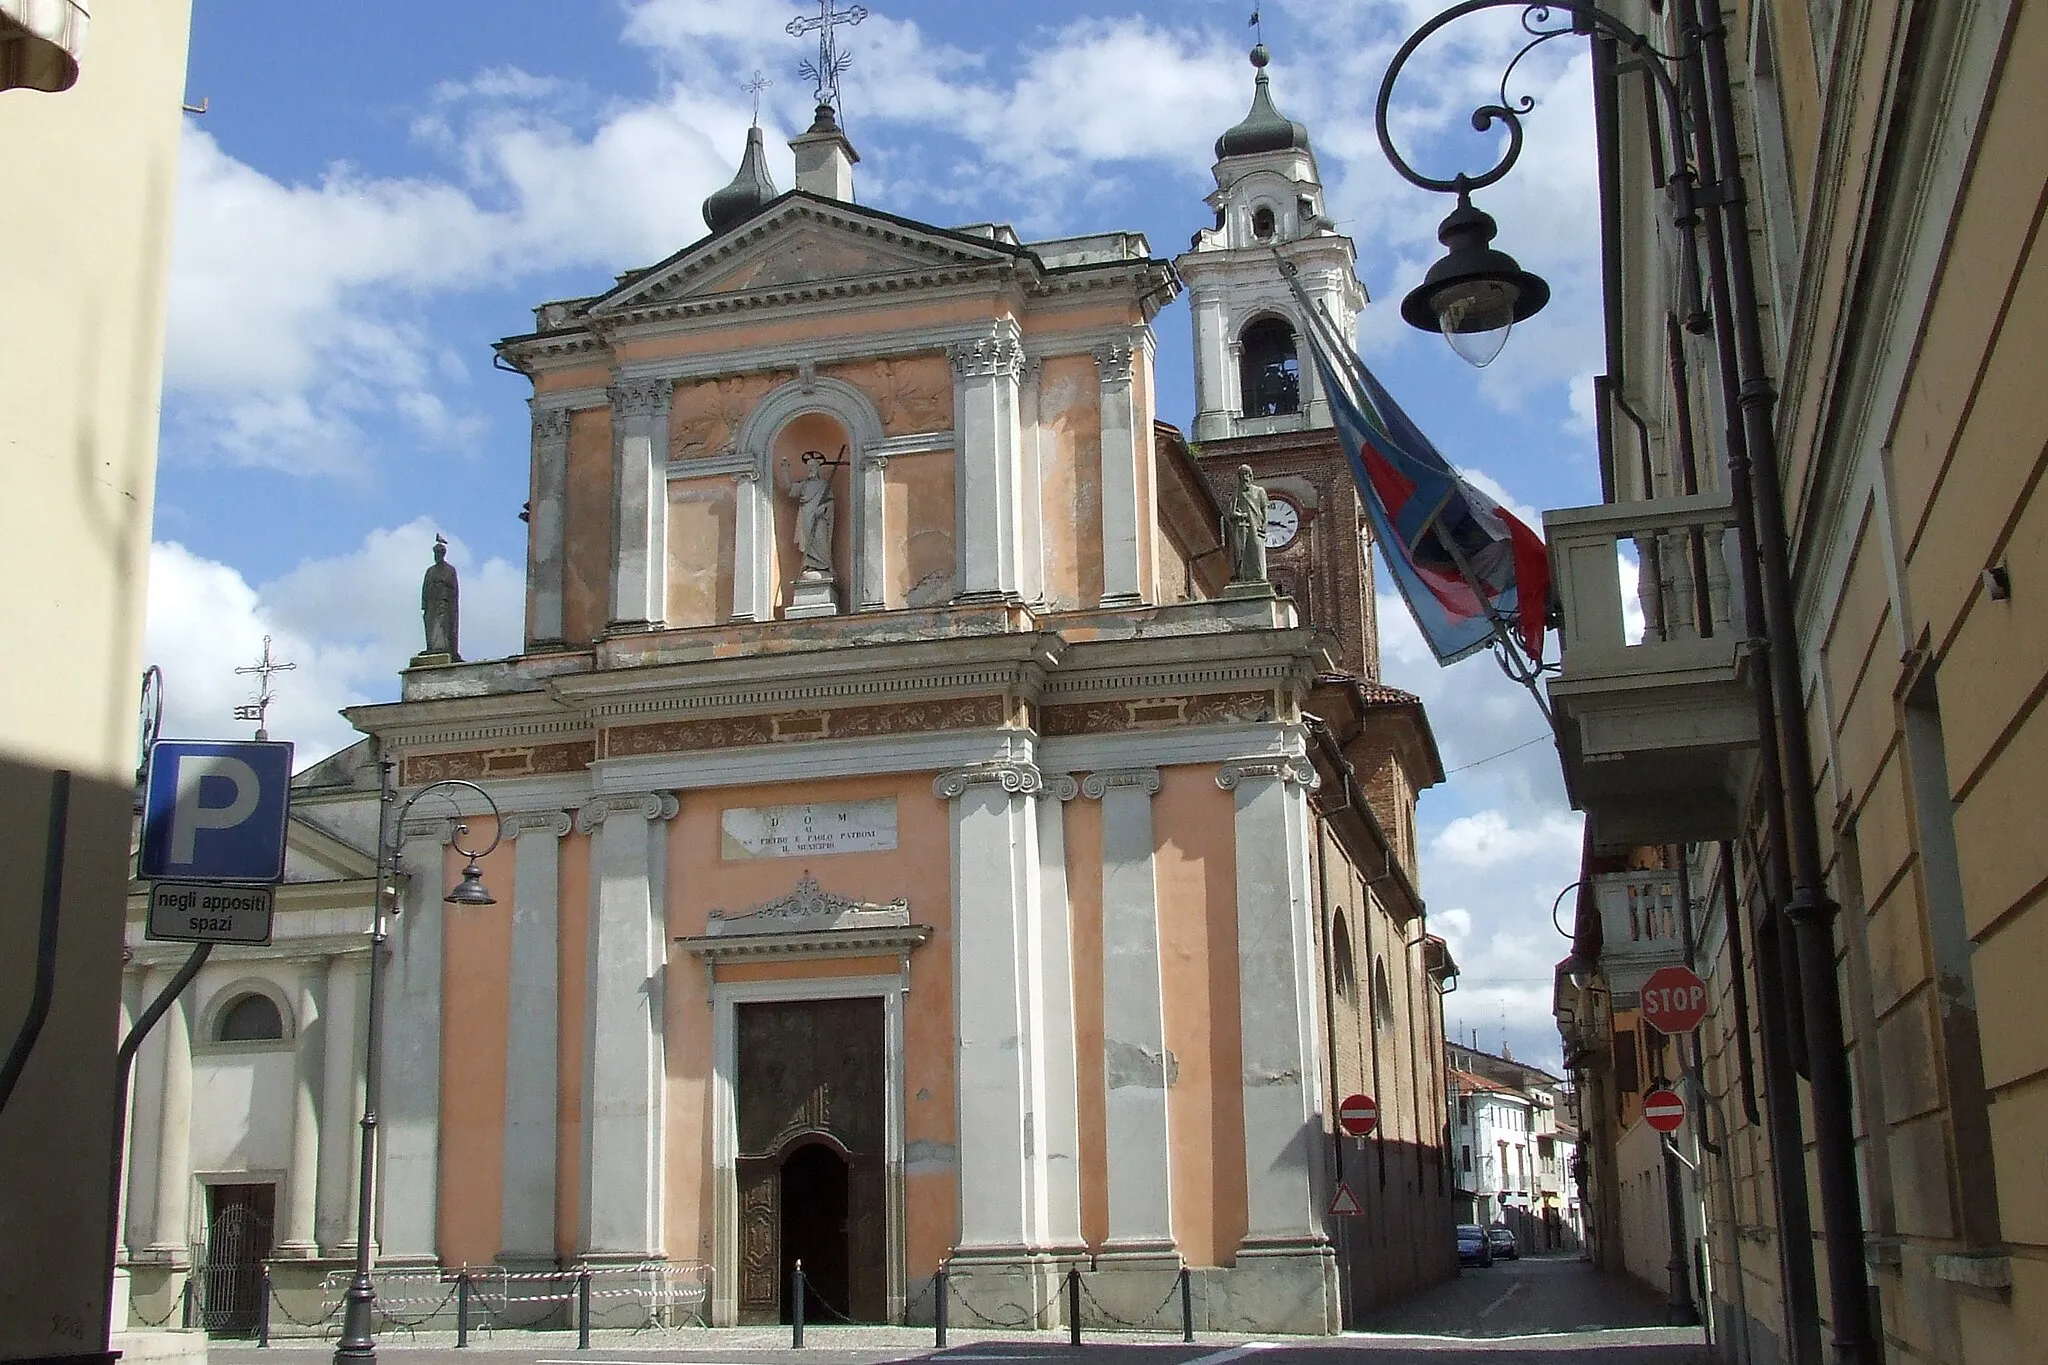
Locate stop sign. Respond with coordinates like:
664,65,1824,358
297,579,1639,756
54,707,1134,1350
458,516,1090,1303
1640,964,1709,1033
1337,1093,1378,1137
1644,1087,1686,1133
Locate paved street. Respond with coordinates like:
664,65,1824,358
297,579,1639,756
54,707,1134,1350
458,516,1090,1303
211,1255,1707,1365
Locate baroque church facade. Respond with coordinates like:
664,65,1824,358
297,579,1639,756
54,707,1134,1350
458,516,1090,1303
119,53,1458,1335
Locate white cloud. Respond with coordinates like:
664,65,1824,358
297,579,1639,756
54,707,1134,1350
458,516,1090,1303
144,522,524,768
1433,808,1582,870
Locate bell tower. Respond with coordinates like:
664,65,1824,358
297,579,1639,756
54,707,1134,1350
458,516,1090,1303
1176,43,1367,444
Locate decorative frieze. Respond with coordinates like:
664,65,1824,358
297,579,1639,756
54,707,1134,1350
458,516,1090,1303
1040,690,1274,737
605,694,1008,759
401,742,595,787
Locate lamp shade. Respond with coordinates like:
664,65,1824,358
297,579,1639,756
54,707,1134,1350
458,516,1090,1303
1401,193,1551,366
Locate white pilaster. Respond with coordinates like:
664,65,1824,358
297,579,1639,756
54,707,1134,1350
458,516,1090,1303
381,819,452,1263
1017,361,1048,608
529,404,572,647
731,469,769,622
948,326,1026,602
501,810,570,1264
277,960,323,1255
318,952,366,1255
1190,294,1233,441
1033,775,1084,1253
609,378,670,630
859,452,889,612
125,970,164,1259
147,971,193,1259
1216,755,1328,1255
577,792,678,1260
1084,768,1175,1257
934,761,1051,1257
1092,342,1146,608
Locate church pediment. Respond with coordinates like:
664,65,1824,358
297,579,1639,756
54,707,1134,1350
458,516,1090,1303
590,196,1027,317
675,873,931,965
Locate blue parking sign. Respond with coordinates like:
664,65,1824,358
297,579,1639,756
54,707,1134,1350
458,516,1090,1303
139,740,295,882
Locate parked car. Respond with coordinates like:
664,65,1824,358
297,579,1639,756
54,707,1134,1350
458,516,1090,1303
1486,1223,1519,1259
1456,1223,1494,1267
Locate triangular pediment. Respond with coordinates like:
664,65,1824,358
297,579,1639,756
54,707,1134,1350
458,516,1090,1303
591,194,1028,315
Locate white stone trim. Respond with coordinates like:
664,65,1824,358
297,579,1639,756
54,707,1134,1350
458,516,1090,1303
380,826,451,1262
597,729,1033,795
529,404,572,648
709,973,908,1327
731,375,888,613
500,811,571,1263
949,322,1027,602
1041,723,1297,776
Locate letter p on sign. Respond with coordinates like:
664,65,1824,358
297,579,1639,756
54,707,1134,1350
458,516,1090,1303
141,740,294,883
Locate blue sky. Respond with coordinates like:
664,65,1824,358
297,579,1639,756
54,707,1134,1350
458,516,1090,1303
149,0,1606,1070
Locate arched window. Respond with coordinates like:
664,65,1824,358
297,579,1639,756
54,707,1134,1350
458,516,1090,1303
1251,204,1277,240
1239,317,1300,418
1373,956,1397,1027
1331,913,1357,1002
217,993,284,1043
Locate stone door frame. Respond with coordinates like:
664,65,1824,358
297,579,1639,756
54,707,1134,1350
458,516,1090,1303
709,973,906,1326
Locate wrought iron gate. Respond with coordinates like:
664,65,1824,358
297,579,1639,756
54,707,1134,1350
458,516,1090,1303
198,1184,274,1335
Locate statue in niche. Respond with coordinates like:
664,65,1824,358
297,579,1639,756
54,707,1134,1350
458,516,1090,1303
781,447,847,579
420,535,461,660
1225,464,1270,584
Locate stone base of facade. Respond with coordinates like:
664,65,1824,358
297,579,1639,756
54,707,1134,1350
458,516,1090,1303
936,1251,1067,1329
923,1246,1340,1336
1200,1243,1340,1335
103,1335,207,1365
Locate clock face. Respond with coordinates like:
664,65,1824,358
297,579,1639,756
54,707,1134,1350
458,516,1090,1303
1264,497,1301,549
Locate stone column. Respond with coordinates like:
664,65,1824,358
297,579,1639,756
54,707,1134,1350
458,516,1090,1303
529,404,572,648
1083,768,1175,1260
1092,341,1145,608
1033,775,1084,1254
1017,360,1047,606
858,452,889,612
731,468,769,622
609,377,671,631
935,761,1059,1319
318,951,366,1255
381,819,452,1264
577,792,678,1261
1216,754,1337,1331
277,960,324,1256
501,810,570,1265
948,326,1025,603
147,970,194,1260
125,970,162,1259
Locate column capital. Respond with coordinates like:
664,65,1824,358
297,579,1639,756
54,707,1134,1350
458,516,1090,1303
577,791,680,833
934,760,1043,800
1081,767,1161,800
531,406,572,442
399,816,457,844
609,376,671,417
1215,756,1318,792
1090,342,1136,385
1037,773,1080,802
505,810,574,840
947,327,1025,380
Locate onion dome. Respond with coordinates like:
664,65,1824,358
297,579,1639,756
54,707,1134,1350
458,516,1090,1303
703,124,779,234
1215,44,1311,161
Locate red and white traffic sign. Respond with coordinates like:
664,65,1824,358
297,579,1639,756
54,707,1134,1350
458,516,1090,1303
1643,1087,1687,1133
1328,1181,1365,1217
1337,1093,1378,1137
1640,964,1710,1034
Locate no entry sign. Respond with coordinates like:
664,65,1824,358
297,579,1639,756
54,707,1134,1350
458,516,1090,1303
1644,1087,1686,1133
1338,1093,1378,1137
1640,964,1709,1033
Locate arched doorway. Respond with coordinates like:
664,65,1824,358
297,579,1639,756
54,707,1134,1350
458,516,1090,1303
779,1141,851,1323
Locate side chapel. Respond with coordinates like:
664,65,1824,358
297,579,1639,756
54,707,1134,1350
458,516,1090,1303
118,49,1459,1336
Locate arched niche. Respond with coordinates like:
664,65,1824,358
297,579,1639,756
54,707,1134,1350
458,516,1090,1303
199,975,296,1046
730,376,889,618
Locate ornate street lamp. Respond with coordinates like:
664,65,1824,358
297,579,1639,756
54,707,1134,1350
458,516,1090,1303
1375,5,1878,1361
334,764,502,1365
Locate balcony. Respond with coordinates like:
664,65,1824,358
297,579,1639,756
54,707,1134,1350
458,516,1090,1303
1590,869,1689,997
1544,493,1758,850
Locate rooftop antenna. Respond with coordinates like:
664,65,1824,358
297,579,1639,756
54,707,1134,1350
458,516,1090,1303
233,634,295,741
787,1,867,110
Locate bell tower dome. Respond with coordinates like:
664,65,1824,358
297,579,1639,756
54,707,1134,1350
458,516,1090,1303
1175,44,1367,442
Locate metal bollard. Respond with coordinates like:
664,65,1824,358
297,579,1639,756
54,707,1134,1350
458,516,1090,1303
577,1270,592,1351
456,1272,471,1348
1067,1266,1081,1346
258,1268,272,1347
933,1262,947,1348
790,1261,806,1349
181,1277,195,1330
1180,1265,1193,1343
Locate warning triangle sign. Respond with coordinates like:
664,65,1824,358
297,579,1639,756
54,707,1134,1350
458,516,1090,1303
1327,1181,1365,1217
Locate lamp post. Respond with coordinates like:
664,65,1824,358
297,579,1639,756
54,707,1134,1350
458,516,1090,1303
333,760,501,1365
1374,5,1876,1362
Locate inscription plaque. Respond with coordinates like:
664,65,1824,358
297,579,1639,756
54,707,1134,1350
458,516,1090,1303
720,798,897,860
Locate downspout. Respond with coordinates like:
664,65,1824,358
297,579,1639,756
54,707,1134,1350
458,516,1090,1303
1312,806,1354,1330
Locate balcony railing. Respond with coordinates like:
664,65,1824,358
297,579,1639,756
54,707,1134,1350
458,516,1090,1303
1544,493,1759,850
1590,869,1689,995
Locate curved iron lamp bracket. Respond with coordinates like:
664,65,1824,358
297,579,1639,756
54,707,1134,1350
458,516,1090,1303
1376,1,1693,199
397,778,505,864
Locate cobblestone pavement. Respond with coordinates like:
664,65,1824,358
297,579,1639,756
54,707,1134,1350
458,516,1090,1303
209,1255,1709,1364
